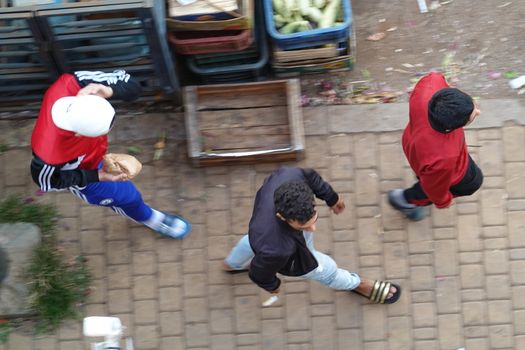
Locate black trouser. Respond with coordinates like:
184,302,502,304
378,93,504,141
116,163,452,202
404,155,483,206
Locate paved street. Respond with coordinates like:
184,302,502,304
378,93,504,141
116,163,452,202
1,99,525,349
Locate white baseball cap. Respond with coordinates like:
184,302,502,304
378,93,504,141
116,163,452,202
51,95,116,137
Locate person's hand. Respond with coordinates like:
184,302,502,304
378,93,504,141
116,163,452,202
77,83,113,99
98,168,128,182
330,197,346,214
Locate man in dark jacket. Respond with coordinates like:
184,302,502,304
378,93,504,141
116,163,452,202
388,72,483,221
224,166,401,304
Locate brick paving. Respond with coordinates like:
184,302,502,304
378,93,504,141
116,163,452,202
1,104,525,350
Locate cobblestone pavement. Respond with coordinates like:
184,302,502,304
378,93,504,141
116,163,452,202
1,102,525,350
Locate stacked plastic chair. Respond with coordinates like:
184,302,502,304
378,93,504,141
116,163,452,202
263,0,355,77
167,0,268,84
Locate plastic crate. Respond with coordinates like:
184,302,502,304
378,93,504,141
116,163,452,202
272,26,356,77
263,0,352,50
167,28,253,55
167,0,253,31
272,38,348,64
185,0,268,83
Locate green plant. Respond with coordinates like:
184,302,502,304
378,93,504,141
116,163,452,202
0,321,11,344
28,250,91,333
0,195,91,335
0,196,56,241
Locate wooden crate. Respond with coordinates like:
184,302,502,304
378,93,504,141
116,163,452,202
183,79,305,167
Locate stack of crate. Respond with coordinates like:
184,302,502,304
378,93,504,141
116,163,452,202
167,0,269,84
263,0,355,77
0,0,179,111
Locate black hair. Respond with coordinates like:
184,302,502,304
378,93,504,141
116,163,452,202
428,88,474,133
274,181,315,224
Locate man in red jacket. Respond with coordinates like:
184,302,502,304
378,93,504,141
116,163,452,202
388,72,483,220
30,70,191,239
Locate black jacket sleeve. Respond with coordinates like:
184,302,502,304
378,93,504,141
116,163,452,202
30,155,99,191
249,253,285,292
301,168,339,207
73,70,142,101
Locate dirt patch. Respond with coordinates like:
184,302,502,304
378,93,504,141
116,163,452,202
299,0,525,104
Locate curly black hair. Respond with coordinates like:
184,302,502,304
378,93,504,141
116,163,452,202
274,181,315,224
428,88,474,133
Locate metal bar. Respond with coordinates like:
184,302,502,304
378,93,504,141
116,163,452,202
137,6,178,94
53,28,144,41
63,42,145,52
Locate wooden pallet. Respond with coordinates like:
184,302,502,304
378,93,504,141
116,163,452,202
183,79,305,166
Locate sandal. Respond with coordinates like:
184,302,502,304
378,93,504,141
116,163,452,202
352,280,402,304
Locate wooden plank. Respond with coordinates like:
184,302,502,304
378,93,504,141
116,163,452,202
202,125,290,150
194,150,301,167
197,89,287,109
203,133,291,151
201,125,290,139
168,0,238,17
287,79,305,152
183,85,202,159
194,80,290,95
203,143,292,152
197,106,288,130
183,79,304,167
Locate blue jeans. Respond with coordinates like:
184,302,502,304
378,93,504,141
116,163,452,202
225,232,361,290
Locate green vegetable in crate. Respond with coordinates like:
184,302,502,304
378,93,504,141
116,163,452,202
272,0,343,32
273,0,291,19
273,14,287,27
319,0,342,28
313,0,326,8
297,0,311,16
304,6,322,23
279,20,311,34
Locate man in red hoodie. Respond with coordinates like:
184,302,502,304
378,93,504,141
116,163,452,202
388,72,483,221
30,70,191,238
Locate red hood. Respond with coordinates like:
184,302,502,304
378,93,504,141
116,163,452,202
31,74,107,169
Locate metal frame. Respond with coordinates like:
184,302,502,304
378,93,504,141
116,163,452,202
0,0,179,111
35,0,179,95
0,6,58,103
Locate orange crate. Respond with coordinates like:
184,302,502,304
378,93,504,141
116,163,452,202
167,29,252,55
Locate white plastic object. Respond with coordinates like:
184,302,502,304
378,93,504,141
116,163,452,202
509,75,525,89
417,0,428,13
83,317,122,337
176,0,197,5
262,295,279,307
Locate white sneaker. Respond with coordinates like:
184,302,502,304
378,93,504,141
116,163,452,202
154,213,192,239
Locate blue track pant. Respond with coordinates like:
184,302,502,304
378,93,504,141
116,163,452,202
70,181,152,222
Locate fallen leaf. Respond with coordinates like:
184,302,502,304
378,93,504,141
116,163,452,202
487,71,501,80
366,32,386,41
497,2,512,8
504,70,519,79
127,146,142,155
429,0,441,10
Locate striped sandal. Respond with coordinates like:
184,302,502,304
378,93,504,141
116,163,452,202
352,280,402,304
